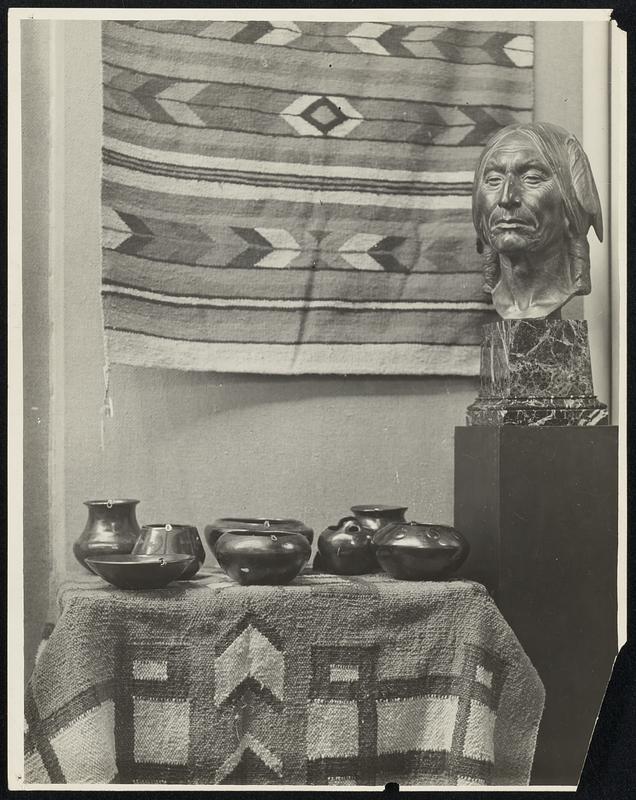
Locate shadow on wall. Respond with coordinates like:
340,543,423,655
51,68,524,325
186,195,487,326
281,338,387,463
125,367,474,416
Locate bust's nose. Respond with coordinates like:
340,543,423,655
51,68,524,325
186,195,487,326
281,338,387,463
498,175,522,210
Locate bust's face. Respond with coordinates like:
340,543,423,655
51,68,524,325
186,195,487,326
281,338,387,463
475,131,567,256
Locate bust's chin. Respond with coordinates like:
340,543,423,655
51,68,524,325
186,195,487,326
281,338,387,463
488,231,536,254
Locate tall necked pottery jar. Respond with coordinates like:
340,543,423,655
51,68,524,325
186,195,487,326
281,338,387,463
74,499,141,573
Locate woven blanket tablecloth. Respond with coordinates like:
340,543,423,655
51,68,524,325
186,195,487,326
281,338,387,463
25,569,544,787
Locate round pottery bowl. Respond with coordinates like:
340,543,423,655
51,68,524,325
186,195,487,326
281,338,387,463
85,554,196,589
215,526,311,586
133,523,206,579
205,517,314,552
316,516,378,575
373,522,469,581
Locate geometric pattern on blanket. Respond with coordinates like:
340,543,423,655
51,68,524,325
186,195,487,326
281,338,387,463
25,570,545,786
25,635,502,786
306,641,505,785
101,20,534,375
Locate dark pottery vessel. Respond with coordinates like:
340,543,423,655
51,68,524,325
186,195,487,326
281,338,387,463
373,522,469,580
133,524,206,579
85,554,195,589
215,525,311,585
74,499,141,573
316,516,379,575
350,504,408,532
205,517,314,553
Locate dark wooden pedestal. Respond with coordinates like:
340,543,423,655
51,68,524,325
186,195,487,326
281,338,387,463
454,426,618,786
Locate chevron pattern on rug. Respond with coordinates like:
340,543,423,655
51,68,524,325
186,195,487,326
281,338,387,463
215,622,284,706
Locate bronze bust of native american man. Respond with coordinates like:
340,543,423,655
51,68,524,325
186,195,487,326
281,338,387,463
472,121,603,320
466,121,608,426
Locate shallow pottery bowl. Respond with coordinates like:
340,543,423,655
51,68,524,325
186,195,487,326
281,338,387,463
85,554,196,589
205,517,314,552
373,522,469,581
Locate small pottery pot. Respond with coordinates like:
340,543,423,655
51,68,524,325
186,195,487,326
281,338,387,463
316,516,379,575
205,517,313,553
133,524,206,579
215,524,311,586
350,504,409,532
74,499,141,573
373,521,470,580
86,554,196,590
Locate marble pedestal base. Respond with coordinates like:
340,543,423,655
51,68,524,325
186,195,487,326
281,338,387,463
467,396,608,426
467,319,608,426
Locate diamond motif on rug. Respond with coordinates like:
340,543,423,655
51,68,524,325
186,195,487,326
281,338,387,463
300,96,347,134
281,95,363,137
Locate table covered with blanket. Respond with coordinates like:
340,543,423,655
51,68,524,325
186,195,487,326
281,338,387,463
25,569,544,787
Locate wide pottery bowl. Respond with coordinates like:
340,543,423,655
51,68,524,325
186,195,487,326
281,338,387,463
205,517,314,553
215,526,311,586
373,522,469,580
85,554,196,589
350,504,408,532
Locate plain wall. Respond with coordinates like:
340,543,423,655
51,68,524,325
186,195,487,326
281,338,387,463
23,20,596,680
22,22,52,680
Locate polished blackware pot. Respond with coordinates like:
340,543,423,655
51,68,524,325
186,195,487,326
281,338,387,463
205,517,313,553
74,499,141,573
350,504,408,531
133,523,206,579
315,516,379,575
86,554,196,590
215,524,311,586
373,521,469,580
